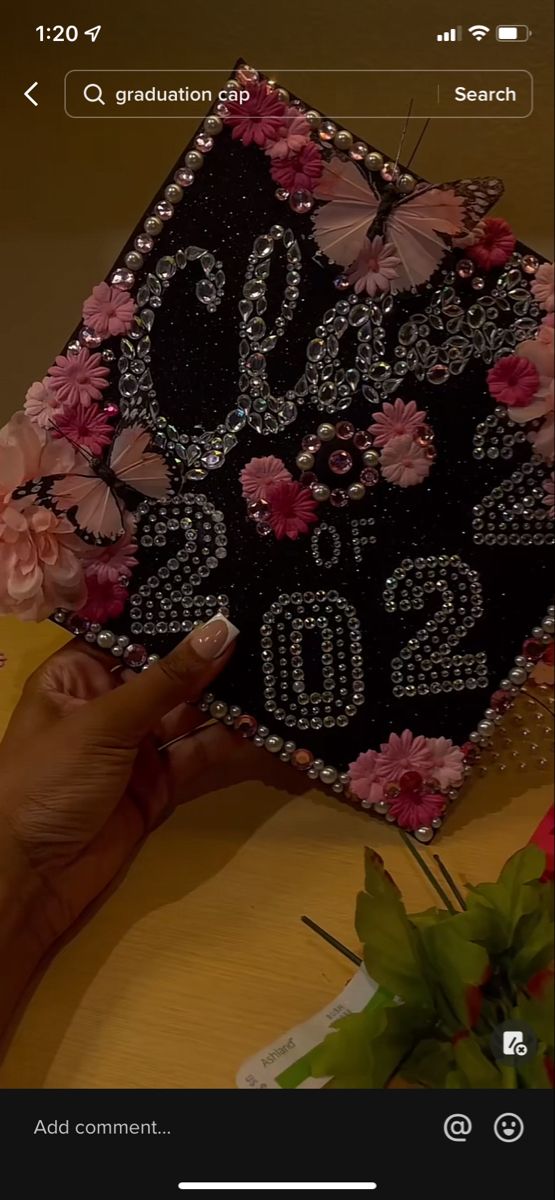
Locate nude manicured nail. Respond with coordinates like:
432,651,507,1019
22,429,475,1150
189,613,239,660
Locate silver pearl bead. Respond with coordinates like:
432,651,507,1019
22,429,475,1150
431,817,443,830
542,616,554,635
509,667,527,686
313,758,324,771
284,741,296,754
513,655,527,668
204,114,223,135
312,483,330,502
414,826,434,844
97,630,116,649
144,215,163,236
125,250,143,270
531,626,544,639
319,766,338,785
296,451,315,471
478,719,494,736
164,183,183,204
364,151,384,171
348,482,366,501
265,734,284,753
257,725,269,738
332,781,344,794
307,766,319,779
253,734,264,747
305,110,321,128
374,800,389,816
469,731,481,743
185,150,203,171
334,130,353,150
397,173,416,194
210,700,228,719
279,751,290,762
362,449,379,466
317,423,336,441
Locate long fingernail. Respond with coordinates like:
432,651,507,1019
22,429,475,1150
189,613,239,660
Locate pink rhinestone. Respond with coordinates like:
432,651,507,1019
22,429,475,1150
111,268,134,291
334,274,350,290
336,421,355,440
416,424,434,445
215,101,229,117
124,644,148,669
381,162,400,183
80,326,102,348
247,498,270,520
195,133,214,153
237,65,259,84
472,276,485,290
234,713,258,737
360,467,379,487
302,434,321,453
457,258,474,279
155,200,173,221
330,488,349,507
289,189,314,214
174,167,195,188
66,614,89,635
353,430,372,450
135,233,154,253
328,449,353,475
103,402,120,418
275,187,290,202
522,254,539,274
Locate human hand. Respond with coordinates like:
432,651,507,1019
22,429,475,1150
0,615,239,984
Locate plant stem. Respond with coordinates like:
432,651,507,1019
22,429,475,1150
400,832,457,914
300,916,362,967
433,854,467,910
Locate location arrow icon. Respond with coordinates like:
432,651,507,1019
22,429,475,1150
24,81,39,107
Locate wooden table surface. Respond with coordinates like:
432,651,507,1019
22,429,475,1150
0,615,552,1089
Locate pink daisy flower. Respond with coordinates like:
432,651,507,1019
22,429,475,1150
487,354,540,408
543,474,555,518
467,217,516,271
82,282,137,338
47,348,110,407
52,401,115,455
387,791,446,831
348,749,384,806
376,730,433,783
529,413,554,463
84,523,138,585
264,110,311,159
370,399,428,447
270,142,323,192
80,577,129,624
24,378,64,429
426,737,464,790
240,455,292,502
531,262,554,313
380,436,432,487
346,235,401,297
224,83,286,147
266,480,318,540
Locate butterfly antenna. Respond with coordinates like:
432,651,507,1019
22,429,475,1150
48,419,94,465
393,97,414,172
405,118,431,170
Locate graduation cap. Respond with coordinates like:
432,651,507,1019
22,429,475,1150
2,61,553,841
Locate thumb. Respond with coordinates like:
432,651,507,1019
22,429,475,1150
86,614,239,743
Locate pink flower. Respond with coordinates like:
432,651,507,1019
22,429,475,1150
24,378,64,429
376,730,433,783
224,83,286,147
543,474,555,518
80,576,129,624
532,262,554,312
426,737,464,790
270,142,323,192
84,522,138,585
0,412,75,503
266,480,318,540
529,413,554,463
467,217,516,270
487,354,540,408
507,330,555,423
82,282,137,338
380,435,432,487
387,790,446,831
346,235,401,297
348,749,384,806
47,348,110,407
240,455,292,502
52,401,115,454
370,399,427,447
453,220,486,249
0,495,87,622
264,110,311,159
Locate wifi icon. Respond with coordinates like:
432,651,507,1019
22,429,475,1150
468,24,490,40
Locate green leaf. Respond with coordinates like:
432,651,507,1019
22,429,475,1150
410,907,453,930
419,921,489,1028
518,981,555,1049
400,1039,454,1088
452,1037,503,1088
309,1001,428,1088
499,844,546,891
465,846,547,952
511,904,554,985
356,891,433,1011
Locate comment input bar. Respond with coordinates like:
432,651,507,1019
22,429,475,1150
176,1185,378,1192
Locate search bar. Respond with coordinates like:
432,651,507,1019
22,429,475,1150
64,70,533,118
176,1186,378,1192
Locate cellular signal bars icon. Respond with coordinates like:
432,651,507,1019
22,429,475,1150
437,26,463,42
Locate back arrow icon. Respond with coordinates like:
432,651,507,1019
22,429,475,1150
24,81,39,106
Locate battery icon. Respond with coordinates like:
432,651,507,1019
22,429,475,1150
496,25,530,40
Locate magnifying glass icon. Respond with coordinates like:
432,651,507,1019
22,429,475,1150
83,83,105,105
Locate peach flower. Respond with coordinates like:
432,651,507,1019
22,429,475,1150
508,325,555,424
380,435,432,487
24,378,65,429
532,262,554,313
0,496,87,621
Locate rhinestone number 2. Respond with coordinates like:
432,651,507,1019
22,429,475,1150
384,554,488,697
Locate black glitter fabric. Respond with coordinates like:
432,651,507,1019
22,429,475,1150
43,64,553,833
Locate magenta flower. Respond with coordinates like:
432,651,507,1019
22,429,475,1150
266,480,318,540
264,111,311,160
370,399,428,447
348,749,384,806
387,790,446,831
52,401,115,455
380,435,432,487
346,235,401,297
270,141,323,192
80,576,129,624
376,730,433,783
426,737,464,790
224,83,286,147
47,348,110,407
531,262,554,313
24,378,64,429
84,523,138,585
487,354,541,409
240,455,292,502
82,282,137,338
543,474,555,518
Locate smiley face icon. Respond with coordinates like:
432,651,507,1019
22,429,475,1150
494,1113,524,1143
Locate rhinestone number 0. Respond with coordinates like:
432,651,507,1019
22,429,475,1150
384,554,488,697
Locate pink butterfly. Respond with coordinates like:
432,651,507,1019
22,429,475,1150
312,157,504,292
51,423,170,539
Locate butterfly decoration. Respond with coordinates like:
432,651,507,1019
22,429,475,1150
312,156,504,291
